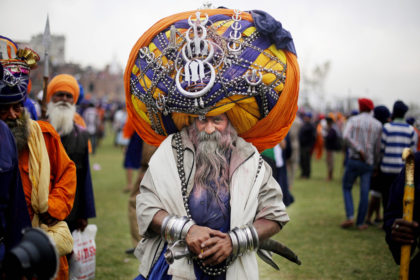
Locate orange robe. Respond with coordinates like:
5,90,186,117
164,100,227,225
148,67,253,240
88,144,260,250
313,122,324,160
18,120,76,280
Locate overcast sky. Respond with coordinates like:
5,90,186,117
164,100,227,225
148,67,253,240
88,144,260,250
1,0,419,110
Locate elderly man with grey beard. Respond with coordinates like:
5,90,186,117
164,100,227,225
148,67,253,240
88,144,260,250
126,8,301,279
46,74,96,234
136,114,289,279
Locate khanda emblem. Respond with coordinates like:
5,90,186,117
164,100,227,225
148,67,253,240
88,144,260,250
175,12,217,108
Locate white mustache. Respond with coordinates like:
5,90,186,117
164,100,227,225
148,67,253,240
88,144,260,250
55,101,71,108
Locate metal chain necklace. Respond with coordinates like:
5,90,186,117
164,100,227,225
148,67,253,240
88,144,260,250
173,132,263,276
174,132,230,275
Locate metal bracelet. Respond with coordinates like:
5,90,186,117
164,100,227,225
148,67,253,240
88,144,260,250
242,225,254,251
248,224,259,250
180,219,196,240
228,229,239,258
172,216,188,241
165,216,178,243
228,224,260,258
233,227,248,256
169,218,182,243
161,215,175,239
162,215,196,244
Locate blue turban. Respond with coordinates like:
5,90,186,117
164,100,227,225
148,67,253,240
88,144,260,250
374,105,390,124
392,100,408,119
406,117,415,125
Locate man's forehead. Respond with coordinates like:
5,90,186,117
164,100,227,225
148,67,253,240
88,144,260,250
197,114,228,121
53,91,73,96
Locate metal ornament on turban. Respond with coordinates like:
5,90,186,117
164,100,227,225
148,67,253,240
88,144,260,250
124,9,300,151
0,35,39,104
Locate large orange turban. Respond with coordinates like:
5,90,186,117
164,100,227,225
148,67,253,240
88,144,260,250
47,74,79,104
124,9,300,152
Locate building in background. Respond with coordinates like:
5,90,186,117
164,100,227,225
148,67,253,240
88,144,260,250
17,34,124,103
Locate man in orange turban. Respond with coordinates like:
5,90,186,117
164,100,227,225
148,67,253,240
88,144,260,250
47,74,87,128
46,73,96,233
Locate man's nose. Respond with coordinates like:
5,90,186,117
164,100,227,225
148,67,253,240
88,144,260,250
204,122,216,134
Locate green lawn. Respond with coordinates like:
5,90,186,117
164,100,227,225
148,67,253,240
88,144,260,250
89,129,398,279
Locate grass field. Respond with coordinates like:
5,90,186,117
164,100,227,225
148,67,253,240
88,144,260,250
89,127,399,279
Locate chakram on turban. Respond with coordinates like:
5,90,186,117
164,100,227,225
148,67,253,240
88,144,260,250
124,9,300,151
0,35,39,104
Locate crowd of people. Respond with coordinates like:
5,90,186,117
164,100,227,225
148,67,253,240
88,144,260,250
1,7,419,280
289,98,419,276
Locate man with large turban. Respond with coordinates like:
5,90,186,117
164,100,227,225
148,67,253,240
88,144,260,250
0,35,76,279
46,74,96,234
125,8,300,279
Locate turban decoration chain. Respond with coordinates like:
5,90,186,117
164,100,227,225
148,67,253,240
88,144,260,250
125,9,300,151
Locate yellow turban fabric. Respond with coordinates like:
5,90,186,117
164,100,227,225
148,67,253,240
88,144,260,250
47,74,79,104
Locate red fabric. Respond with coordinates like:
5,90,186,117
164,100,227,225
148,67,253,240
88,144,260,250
358,98,374,112
414,127,420,151
27,79,32,93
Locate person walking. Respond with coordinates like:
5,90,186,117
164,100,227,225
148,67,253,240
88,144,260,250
365,105,390,226
298,112,316,179
340,98,382,230
379,100,417,211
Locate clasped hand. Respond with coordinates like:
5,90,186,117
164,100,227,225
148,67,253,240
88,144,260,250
391,218,419,244
185,225,232,266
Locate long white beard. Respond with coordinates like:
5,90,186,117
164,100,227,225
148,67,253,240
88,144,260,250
47,101,76,136
189,121,237,194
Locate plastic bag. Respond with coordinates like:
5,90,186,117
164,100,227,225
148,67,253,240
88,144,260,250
69,224,97,280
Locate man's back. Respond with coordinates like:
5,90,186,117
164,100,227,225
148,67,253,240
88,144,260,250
380,120,417,174
298,121,316,147
343,112,382,166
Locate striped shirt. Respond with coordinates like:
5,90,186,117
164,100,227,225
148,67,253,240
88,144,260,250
343,112,382,166
380,119,417,174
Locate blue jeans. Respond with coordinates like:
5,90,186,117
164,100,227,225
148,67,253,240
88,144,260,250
342,159,373,226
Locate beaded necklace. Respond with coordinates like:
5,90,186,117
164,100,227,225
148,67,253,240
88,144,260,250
173,132,263,276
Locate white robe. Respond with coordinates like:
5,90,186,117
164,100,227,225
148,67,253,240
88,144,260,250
135,129,289,279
